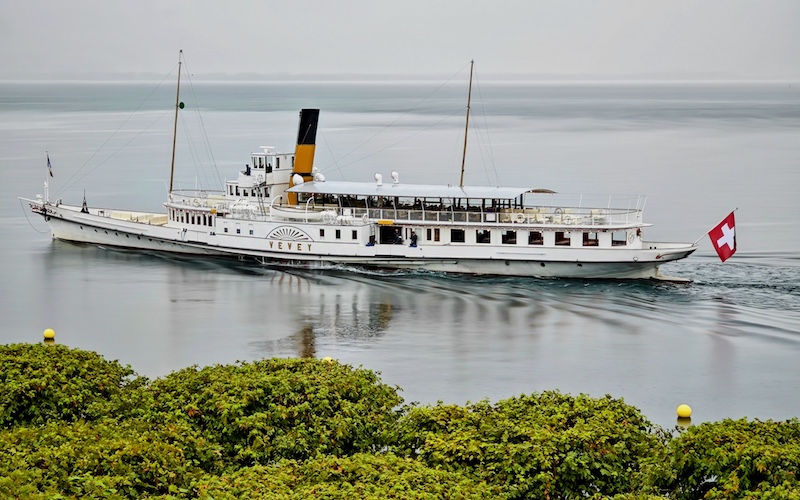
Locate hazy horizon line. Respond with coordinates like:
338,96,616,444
3,70,799,85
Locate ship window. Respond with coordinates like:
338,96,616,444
335,229,341,239
476,229,491,244
583,232,599,246
249,229,254,235
426,228,431,240
320,229,325,238
224,227,228,233
352,230,357,239
276,158,280,169
243,191,248,197
236,228,241,234
528,231,543,245
502,230,517,244
612,231,627,246
555,231,570,246
451,229,465,243
434,228,440,242
235,187,240,196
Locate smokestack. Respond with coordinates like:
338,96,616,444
288,109,319,205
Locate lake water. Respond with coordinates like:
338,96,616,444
1,79,799,428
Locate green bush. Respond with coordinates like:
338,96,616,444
396,391,663,499
646,418,800,499
0,343,139,428
0,419,222,499
4,344,800,500
193,452,502,499
145,358,403,466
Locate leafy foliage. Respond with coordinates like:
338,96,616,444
645,418,800,499
395,391,663,499
193,452,502,499
145,357,403,465
0,419,221,499
3,343,800,499
0,343,138,428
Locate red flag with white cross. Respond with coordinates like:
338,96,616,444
708,212,736,262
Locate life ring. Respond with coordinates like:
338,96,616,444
515,212,526,223
362,213,369,224
628,232,635,243
256,174,264,183
563,214,573,224
192,199,200,207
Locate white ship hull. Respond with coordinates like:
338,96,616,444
26,200,695,280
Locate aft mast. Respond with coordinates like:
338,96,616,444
168,50,183,194
459,60,474,188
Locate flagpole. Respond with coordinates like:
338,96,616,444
693,207,738,245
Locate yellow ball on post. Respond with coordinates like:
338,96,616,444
676,404,692,418
322,356,334,363
43,328,56,340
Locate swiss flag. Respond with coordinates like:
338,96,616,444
708,212,736,262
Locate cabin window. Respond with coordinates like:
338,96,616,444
434,228,440,242
612,231,627,246
555,231,570,246
502,230,517,244
243,191,248,197
235,187,240,196
451,229,465,243
320,229,325,238
335,229,341,240
583,232,599,247
528,231,543,245
236,228,241,234
352,230,358,240
276,158,280,169
476,229,491,244
426,228,431,241
249,229,254,235
224,227,228,233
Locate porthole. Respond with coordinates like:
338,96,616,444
540,262,545,267
79,225,83,230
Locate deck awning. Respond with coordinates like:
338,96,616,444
286,181,540,200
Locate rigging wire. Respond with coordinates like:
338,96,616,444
472,68,500,186
18,199,50,234
54,63,180,197
180,55,223,189
323,61,474,174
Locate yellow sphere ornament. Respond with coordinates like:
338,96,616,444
676,404,692,418
322,356,334,362
43,328,56,340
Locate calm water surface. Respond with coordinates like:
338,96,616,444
1,80,799,428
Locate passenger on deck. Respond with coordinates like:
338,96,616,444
409,231,418,247
393,229,403,244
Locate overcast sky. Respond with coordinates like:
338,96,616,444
2,0,799,80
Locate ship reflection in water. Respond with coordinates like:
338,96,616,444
248,269,396,359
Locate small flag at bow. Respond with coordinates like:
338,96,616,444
708,212,736,262
47,153,53,178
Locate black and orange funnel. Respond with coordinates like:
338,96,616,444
288,109,319,205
